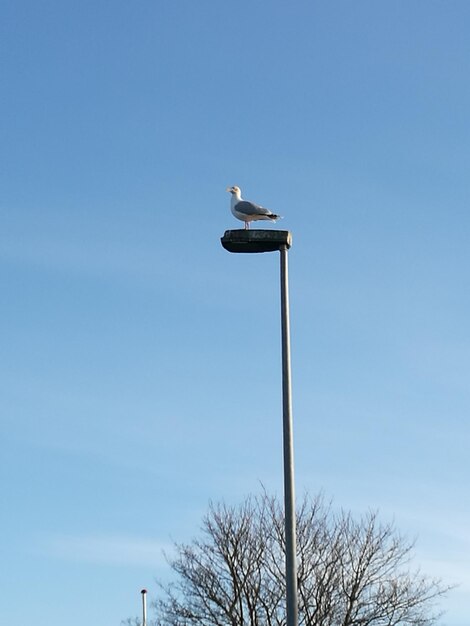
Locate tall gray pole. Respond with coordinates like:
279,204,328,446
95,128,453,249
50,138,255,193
280,244,298,626
141,589,147,626
220,229,297,626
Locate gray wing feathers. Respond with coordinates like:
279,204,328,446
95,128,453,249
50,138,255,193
235,200,272,216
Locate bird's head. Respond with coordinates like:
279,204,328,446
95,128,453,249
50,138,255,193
226,185,241,196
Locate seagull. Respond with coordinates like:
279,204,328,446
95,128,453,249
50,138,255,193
226,185,281,230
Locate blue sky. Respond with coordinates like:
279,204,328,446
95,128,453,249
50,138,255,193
1,1,469,624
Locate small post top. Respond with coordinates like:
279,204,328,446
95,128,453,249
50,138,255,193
221,229,292,253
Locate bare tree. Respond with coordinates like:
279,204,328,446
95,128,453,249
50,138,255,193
148,493,448,626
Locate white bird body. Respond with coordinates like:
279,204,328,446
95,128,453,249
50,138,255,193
226,186,280,229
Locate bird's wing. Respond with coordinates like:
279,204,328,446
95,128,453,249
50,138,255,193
234,200,272,216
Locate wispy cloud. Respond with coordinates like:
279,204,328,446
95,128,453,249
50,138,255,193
418,557,470,591
38,533,173,568
380,507,470,592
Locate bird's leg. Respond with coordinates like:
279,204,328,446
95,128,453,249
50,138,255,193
245,221,249,230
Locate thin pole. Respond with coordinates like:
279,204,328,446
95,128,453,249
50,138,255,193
141,589,147,626
280,244,298,626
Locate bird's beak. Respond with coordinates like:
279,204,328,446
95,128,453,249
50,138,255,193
226,186,232,193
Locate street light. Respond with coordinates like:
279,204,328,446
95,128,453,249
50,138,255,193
221,228,298,626
141,589,147,626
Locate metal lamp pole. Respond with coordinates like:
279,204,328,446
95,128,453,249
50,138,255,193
221,229,298,626
141,589,147,626
280,243,298,626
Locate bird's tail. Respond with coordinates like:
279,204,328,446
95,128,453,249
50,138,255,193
270,214,282,221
